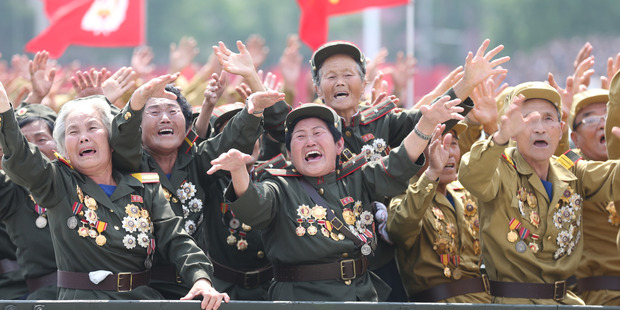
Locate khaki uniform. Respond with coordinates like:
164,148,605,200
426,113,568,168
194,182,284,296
388,174,489,303
0,171,57,299
0,108,212,300
224,143,424,301
0,223,28,299
459,136,620,305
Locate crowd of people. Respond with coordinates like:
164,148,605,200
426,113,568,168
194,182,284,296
1,33,620,309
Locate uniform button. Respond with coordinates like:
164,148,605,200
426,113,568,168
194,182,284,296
124,112,132,120
292,169,297,173
547,236,552,241
360,116,366,122
109,209,114,213
345,131,352,137
336,169,340,175
341,253,349,258
318,188,325,195
257,251,265,259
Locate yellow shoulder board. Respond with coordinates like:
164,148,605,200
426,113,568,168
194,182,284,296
447,180,465,191
556,149,582,170
131,172,160,183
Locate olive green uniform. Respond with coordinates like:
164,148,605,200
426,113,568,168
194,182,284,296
459,136,620,305
0,223,28,299
388,174,489,303
0,171,57,299
0,107,212,300
224,142,424,301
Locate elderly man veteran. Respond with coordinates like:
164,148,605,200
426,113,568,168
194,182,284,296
459,82,620,305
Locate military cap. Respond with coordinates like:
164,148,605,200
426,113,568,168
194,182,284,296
15,102,57,125
448,121,468,138
507,81,562,116
310,41,366,82
569,89,609,130
210,102,245,134
285,103,341,134
495,86,514,119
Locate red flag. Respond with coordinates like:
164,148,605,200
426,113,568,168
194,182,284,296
297,0,409,51
26,0,145,58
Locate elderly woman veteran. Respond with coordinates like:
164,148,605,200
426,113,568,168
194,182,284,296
0,77,228,310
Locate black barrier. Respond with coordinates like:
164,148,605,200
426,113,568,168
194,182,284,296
0,301,615,310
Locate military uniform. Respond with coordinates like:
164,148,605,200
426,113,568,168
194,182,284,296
224,139,424,301
388,174,490,303
459,136,620,305
0,107,213,300
0,171,57,299
0,223,28,299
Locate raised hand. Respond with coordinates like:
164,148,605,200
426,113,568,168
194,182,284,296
547,73,574,123
245,34,269,69
246,90,286,115
26,51,56,104
131,46,155,78
601,53,620,90
425,130,452,181
169,36,199,74
129,73,179,111
214,41,256,78
71,68,106,98
572,55,594,92
414,66,463,109
102,66,137,105
455,39,510,100
469,77,499,133
493,94,526,145
573,42,593,86
278,34,302,91
417,96,464,134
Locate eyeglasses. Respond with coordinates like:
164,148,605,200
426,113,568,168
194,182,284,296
573,114,606,131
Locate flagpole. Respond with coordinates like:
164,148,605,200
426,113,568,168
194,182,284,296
406,0,415,108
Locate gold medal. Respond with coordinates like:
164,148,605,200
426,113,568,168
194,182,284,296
507,230,518,243
296,225,306,237
526,192,537,208
88,228,98,238
530,211,540,228
95,234,107,246
330,232,339,241
76,185,84,203
432,207,445,220
518,188,527,201
78,226,89,237
84,196,97,210
321,227,330,238
443,267,452,278
241,223,252,231
473,239,481,255
433,237,450,253
342,209,356,225
452,267,462,280
236,239,248,251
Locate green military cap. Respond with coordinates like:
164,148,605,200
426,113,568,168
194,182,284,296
285,103,341,134
15,102,57,125
569,89,609,130
310,41,366,81
507,81,562,116
210,102,245,134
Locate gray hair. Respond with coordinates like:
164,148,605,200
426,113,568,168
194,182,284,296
53,95,113,156
312,61,365,88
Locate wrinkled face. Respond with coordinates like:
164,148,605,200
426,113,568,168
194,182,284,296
514,99,564,165
289,117,344,177
141,98,187,156
571,102,607,161
21,119,57,161
315,55,365,116
64,106,112,176
438,131,461,186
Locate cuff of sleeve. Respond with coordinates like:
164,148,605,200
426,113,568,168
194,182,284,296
418,171,439,194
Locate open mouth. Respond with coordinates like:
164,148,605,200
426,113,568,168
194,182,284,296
305,150,323,161
444,163,455,169
79,148,96,156
533,140,548,148
334,91,349,99
600,135,606,144
158,128,174,136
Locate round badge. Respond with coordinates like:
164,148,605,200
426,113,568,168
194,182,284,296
35,215,48,229
236,239,248,251
67,216,78,229
229,218,241,229
452,267,462,280
78,226,89,237
88,229,98,238
95,234,107,246
226,234,237,245
361,244,372,256
257,251,265,259
507,231,518,243
443,267,452,278
144,258,153,269
515,240,527,253
241,223,252,231
295,225,306,237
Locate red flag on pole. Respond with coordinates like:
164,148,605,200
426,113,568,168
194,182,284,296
26,0,145,58
297,0,409,51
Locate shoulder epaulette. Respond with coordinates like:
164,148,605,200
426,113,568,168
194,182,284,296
54,151,73,169
337,152,367,180
131,172,160,183
502,149,516,169
556,149,582,170
264,168,301,177
182,130,199,154
447,180,465,191
254,154,289,179
359,99,396,125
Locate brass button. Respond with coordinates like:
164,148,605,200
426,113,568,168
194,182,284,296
360,116,365,122
345,131,352,137
114,226,119,230
124,111,132,120
336,169,340,175
172,197,178,203
292,168,297,173
318,188,325,195
341,252,349,258
257,251,265,259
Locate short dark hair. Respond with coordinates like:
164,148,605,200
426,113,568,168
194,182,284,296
285,116,342,151
165,84,193,131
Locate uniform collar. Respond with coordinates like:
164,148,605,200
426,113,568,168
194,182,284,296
77,170,143,211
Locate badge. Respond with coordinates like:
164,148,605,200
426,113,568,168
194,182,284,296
330,232,339,241
446,223,457,239
311,205,327,220
296,225,306,237
443,267,452,278
297,204,312,219
518,188,527,201
338,233,345,240
432,207,445,220
433,237,450,253
67,216,78,229
229,218,241,229
76,185,84,203
88,228,98,238
236,239,248,251
321,227,330,238
526,192,537,208
361,243,372,256
84,196,97,210
452,267,462,280
35,215,47,229
529,242,540,253
507,231,518,243
257,251,265,259
227,234,237,245
95,234,107,246
307,223,318,236
78,226,89,237
530,211,540,228
463,200,477,217
473,239,481,255
241,224,252,231
515,240,527,253
342,209,356,225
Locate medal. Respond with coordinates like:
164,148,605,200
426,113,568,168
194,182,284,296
526,192,537,208
330,232,339,241
226,233,237,245
440,254,451,278
446,223,457,239
241,223,252,231
35,215,47,229
473,239,481,255
342,208,356,225
67,216,78,229
95,234,107,246
236,238,248,251
84,196,97,210
321,227,330,238
530,211,540,228
507,231,518,243
76,185,84,203
518,188,527,201
432,207,445,221
78,226,89,237
296,225,306,237
229,218,240,229
529,234,540,253
444,267,452,278
338,233,345,240
507,218,521,243
515,240,527,253
307,219,318,236
452,267,462,280
144,258,152,269
88,228,98,238
361,243,372,256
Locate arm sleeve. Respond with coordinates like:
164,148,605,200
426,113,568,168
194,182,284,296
458,136,507,203
110,101,145,172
